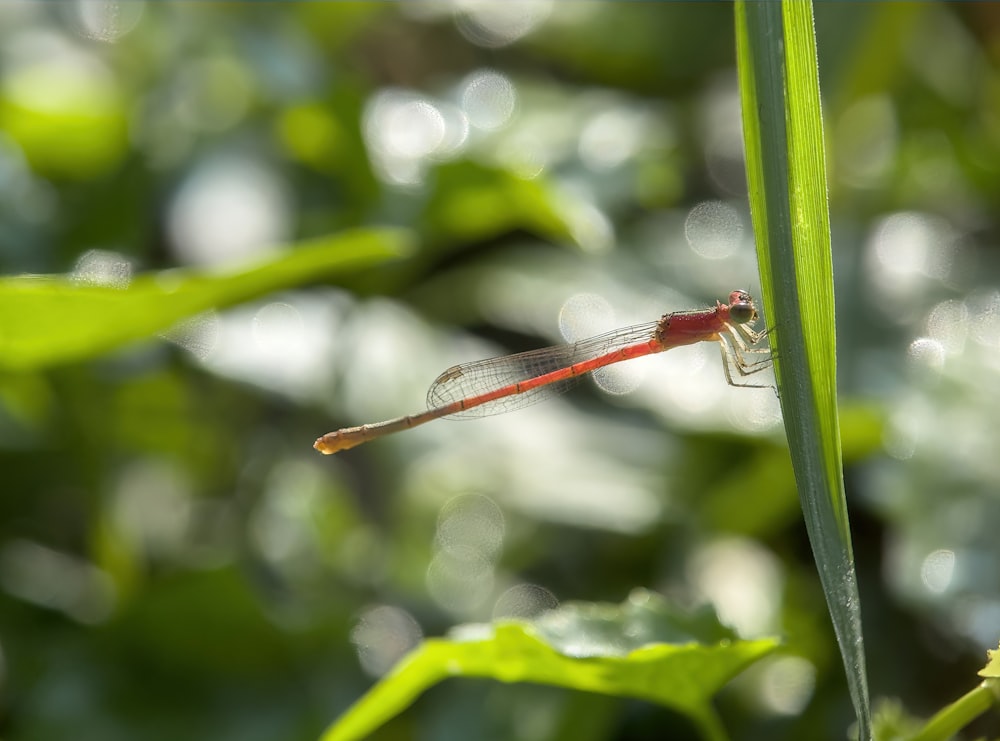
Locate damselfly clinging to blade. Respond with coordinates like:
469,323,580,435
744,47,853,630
315,290,773,454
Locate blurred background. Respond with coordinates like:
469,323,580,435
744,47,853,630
1,2,999,740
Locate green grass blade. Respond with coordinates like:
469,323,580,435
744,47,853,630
323,593,779,741
735,2,871,738
0,227,413,371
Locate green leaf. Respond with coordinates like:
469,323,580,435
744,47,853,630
0,58,128,179
424,161,576,247
981,643,1000,680
735,2,871,739
0,227,413,371
323,591,779,741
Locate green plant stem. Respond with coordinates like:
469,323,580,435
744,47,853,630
907,681,998,741
691,707,728,741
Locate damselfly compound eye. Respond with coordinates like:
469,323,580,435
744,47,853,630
730,302,757,324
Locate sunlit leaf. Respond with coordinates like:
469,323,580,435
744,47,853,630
323,591,779,741
0,227,413,371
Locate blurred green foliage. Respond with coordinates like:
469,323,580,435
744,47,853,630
0,2,999,741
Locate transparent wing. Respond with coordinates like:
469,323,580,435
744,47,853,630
427,322,660,418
